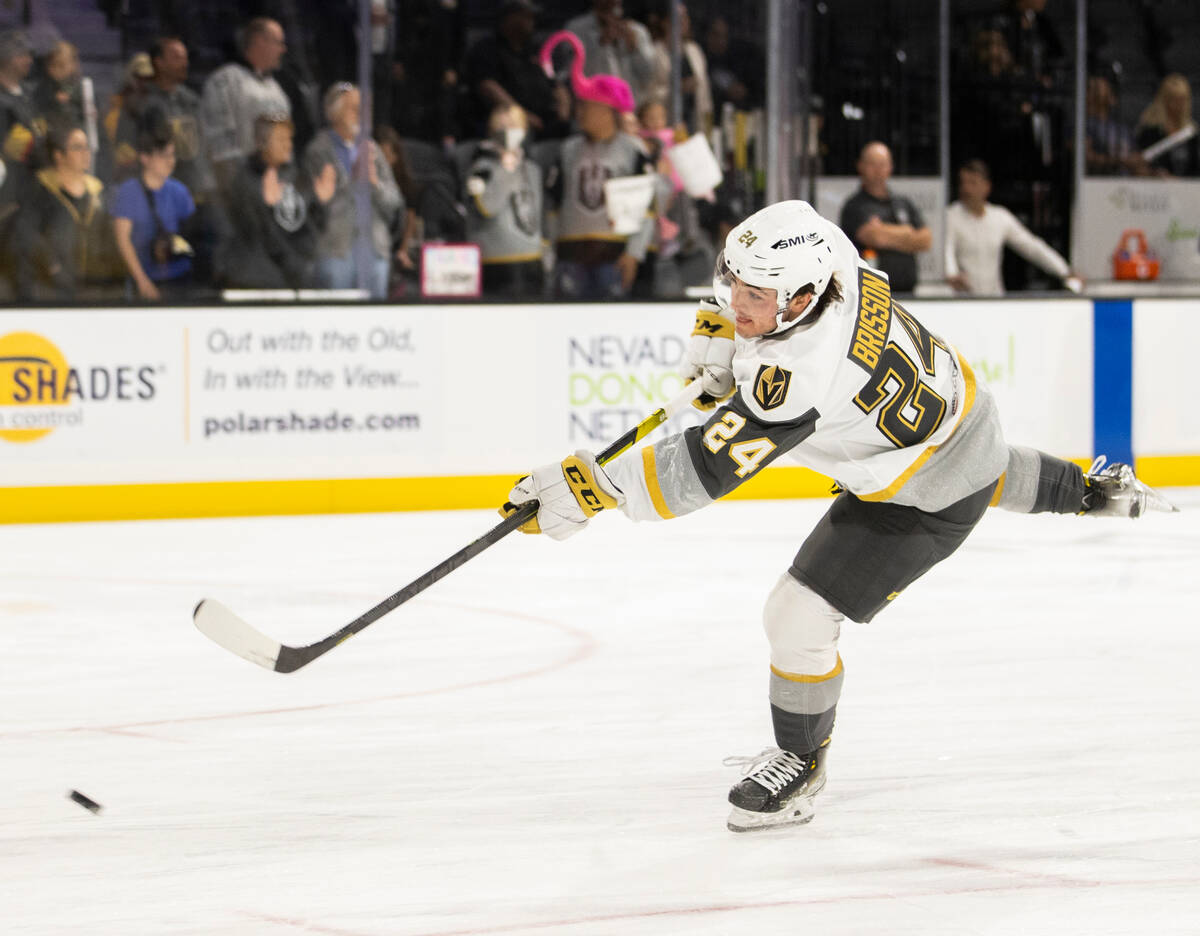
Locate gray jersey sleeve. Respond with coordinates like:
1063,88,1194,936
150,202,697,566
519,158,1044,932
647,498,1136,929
606,394,819,522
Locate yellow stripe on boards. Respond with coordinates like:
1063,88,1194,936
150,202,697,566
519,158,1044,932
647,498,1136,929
3,455,1197,525
1134,454,1200,488
0,475,517,525
771,656,844,684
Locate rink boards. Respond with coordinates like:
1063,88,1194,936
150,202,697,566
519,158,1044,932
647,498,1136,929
0,297,1196,522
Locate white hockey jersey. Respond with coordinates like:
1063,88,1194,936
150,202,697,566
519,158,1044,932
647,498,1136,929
608,224,1009,520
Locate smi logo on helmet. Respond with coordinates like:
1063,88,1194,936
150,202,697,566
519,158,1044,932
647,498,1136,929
0,331,159,444
770,233,824,250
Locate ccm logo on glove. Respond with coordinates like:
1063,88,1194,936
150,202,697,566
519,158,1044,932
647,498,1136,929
563,456,618,515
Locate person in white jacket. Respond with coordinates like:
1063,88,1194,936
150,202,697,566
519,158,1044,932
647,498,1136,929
945,159,1080,295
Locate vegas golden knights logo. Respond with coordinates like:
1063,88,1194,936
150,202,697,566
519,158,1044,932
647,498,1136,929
754,363,791,410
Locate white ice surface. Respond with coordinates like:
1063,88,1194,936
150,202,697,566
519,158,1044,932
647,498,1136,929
2,494,1199,935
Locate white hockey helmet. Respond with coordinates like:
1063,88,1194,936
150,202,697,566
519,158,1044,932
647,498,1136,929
714,200,836,334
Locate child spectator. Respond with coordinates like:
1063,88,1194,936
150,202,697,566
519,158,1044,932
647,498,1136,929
111,127,196,300
465,103,545,299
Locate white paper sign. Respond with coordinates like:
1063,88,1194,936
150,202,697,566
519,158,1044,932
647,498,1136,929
604,175,656,235
421,244,481,297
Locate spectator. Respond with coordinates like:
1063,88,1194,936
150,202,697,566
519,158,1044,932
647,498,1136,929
220,112,335,289
465,103,545,299
33,41,84,130
550,77,653,300
119,38,214,203
0,30,38,290
200,17,291,195
1000,0,1066,88
634,98,713,298
101,52,154,183
1135,73,1199,178
1085,74,1144,177
0,30,38,170
945,159,1075,296
111,127,196,301
389,0,464,145
463,0,572,140
377,125,422,284
564,1,657,106
645,1,712,134
303,82,403,299
15,123,120,300
702,15,761,114
838,141,930,294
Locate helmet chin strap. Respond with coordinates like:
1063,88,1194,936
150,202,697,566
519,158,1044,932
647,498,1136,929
768,291,816,335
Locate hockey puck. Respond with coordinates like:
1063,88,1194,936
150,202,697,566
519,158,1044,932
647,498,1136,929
68,790,102,814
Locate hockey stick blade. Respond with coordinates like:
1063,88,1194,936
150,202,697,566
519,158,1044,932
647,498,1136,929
193,379,704,673
193,599,284,670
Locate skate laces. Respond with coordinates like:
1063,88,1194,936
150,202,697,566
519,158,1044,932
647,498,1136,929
1087,455,1107,477
723,748,807,794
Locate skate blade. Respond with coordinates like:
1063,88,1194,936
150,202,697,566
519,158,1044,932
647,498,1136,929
1143,486,1181,514
726,801,816,833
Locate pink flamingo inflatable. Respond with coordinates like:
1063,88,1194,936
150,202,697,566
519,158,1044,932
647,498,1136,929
539,30,635,114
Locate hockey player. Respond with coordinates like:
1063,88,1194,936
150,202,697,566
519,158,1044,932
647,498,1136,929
503,199,1176,833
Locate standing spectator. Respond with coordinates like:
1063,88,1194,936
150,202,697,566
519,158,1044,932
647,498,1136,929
1000,0,1066,88
220,112,335,289
1085,74,1144,177
0,30,38,291
0,30,38,171
944,159,1076,296
15,123,119,300
33,41,84,130
1135,73,1199,178
633,98,713,298
463,0,572,140
645,1,711,134
564,1,657,107
389,0,464,146
465,103,545,299
304,82,402,299
377,125,422,284
200,17,291,196
101,52,154,183
838,141,930,294
702,15,761,114
111,127,196,301
550,78,653,300
119,38,214,202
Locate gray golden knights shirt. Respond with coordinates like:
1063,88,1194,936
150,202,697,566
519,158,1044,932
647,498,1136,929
549,132,654,264
465,142,543,265
606,220,1010,522
199,62,290,165
117,84,214,197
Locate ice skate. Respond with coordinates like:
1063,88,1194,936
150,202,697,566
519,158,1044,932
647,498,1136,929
724,741,829,832
1082,456,1179,518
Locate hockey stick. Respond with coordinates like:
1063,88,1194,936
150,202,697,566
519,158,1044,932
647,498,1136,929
194,379,705,673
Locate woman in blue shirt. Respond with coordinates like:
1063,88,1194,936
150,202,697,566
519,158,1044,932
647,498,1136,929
111,126,195,300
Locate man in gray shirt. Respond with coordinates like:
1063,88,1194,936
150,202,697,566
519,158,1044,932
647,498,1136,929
304,82,402,299
564,1,656,106
200,17,290,195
